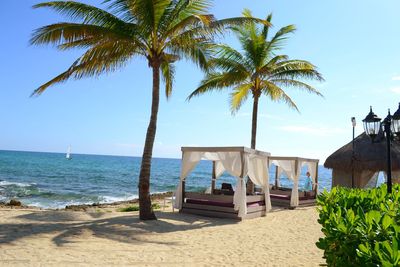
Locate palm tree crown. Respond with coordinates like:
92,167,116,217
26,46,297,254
31,0,259,96
188,10,324,148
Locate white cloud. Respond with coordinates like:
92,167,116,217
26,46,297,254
392,76,400,81
279,125,346,136
390,87,400,94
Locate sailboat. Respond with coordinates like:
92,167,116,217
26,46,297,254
66,145,72,160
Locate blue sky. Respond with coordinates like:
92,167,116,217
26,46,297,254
1,0,400,161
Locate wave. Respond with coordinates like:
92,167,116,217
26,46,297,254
0,180,36,187
100,195,138,203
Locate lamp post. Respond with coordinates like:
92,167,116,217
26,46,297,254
383,110,393,193
363,104,400,193
351,117,356,188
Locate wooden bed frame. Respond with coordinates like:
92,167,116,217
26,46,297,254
269,188,316,208
180,192,266,220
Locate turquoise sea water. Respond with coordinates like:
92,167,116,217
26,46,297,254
0,150,334,209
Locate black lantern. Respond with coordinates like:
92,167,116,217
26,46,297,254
362,106,382,140
362,105,400,194
391,103,400,137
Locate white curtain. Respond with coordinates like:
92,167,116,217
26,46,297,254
275,166,283,187
291,161,302,207
174,151,203,209
247,155,271,212
271,160,295,179
271,159,299,207
214,160,225,178
364,172,379,188
205,161,225,194
215,152,243,177
214,152,247,217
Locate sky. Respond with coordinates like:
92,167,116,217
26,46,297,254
1,0,400,161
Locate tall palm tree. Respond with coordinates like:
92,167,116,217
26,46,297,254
189,10,324,150
31,1,267,220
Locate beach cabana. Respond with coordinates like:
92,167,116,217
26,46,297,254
324,132,400,188
174,147,271,220
269,157,319,208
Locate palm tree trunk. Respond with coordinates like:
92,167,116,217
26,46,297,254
251,95,259,149
138,60,160,220
247,94,260,194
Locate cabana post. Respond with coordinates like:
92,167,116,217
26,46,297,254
315,165,319,194
211,161,216,193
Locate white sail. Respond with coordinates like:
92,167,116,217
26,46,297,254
66,146,72,160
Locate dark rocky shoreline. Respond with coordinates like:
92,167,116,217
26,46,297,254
0,191,174,211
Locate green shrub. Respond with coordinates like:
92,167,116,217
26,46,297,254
316,184,400,266
117,203,161,212
151,203,161,210
117,205,140,212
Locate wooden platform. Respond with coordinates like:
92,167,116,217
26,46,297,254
180,192,266,220
270,189,316,209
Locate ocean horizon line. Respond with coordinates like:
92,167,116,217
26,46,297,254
0,149,181,160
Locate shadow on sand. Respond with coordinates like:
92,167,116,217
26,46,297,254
0,210,238,247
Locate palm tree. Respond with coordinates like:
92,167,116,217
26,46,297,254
31,1,267,220
188,10,324,150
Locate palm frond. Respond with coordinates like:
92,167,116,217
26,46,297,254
163,14,215,43
256,55,288,77
261,81,299,111
188,71,248,100
34,1,128,26
184,0,212,13
167,39,213,71
230,83,252,114
261,13,273,40
31,58,82,96
270,60,324,82
265,24,296,52
157,0,189,33
207,57,249,74
30,22,133,47
158,0,215,37
31,23,100,45
32,40,137,95
271,79,323,97
203,16,270,36
102,0,137,22
160,60,175,98
206,45,250,73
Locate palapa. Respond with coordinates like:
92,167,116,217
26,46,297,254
324,132,400,173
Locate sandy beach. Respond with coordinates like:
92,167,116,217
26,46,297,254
0,203,324,267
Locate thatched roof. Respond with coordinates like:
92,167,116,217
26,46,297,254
324,132,400,172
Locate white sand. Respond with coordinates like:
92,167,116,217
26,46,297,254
0,206,324,266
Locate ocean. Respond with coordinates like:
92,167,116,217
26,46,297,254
0,150,334,209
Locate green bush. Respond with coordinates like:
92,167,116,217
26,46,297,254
117,205,140,212
117,203,161,212
316,184,400,266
